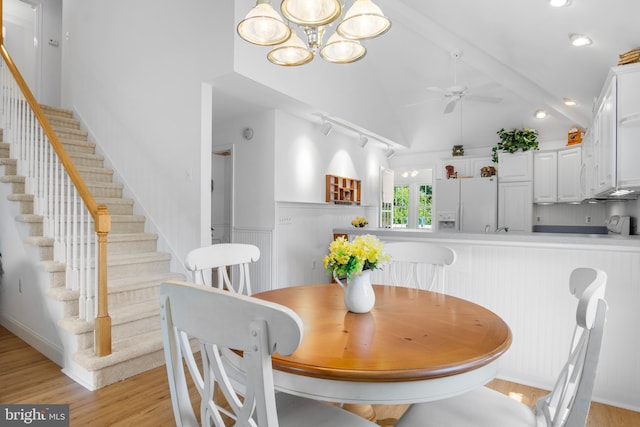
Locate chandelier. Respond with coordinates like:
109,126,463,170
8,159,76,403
237,0,391,66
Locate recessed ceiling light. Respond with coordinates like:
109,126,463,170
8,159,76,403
549,0,571,7
563,97,577,106
534,109,548,119
569,33,592,47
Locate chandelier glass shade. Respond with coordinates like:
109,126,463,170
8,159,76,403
237,0,391,66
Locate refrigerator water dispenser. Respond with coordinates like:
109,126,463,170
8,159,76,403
437,211,458,230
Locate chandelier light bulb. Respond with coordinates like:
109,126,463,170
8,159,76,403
268,32,314,66
281,0,341,26
239,0,390,66
320,32,366,64
337,0,392,40
237,1,291,46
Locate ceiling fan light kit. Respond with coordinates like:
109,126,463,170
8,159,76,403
238,0,391,66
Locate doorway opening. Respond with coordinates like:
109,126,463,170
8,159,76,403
211,147,233,245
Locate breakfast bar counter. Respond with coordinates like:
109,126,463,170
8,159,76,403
333,226,640,412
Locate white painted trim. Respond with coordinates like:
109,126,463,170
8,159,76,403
0,314,64,366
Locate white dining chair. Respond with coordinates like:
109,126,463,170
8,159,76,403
185,243,259,295
381,242,456,293
159,280,378,427
395,267,608,427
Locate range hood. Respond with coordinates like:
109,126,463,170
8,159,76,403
592,187,639,201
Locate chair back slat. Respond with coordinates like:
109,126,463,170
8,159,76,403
185,243,260,295
535,268,607,427
159,281,303,427
382,242,456,292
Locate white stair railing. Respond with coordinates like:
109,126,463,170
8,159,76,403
0,45,112,356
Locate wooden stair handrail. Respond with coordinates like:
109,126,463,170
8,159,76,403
0,43,112,356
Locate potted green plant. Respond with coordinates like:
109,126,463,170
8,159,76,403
491,127,539,163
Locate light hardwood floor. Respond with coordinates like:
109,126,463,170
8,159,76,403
1,326,638,426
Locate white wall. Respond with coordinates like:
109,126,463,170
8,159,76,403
213,109,276,230
3,0,62,105
0,176,64,365
60,0,232,269
273,110,388,287
274,110,385,205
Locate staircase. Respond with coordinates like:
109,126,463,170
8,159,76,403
0,105,183,389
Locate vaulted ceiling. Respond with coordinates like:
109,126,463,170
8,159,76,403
214,0,639,155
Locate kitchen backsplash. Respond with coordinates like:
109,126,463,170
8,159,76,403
534,198,639,235
534,202,607,227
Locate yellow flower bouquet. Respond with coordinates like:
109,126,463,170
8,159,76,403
351,216,368,228
323,234,389,281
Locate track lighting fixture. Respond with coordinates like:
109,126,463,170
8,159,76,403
320,120,333,136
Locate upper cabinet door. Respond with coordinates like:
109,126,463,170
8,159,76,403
616,67,640,189
557,147,582,202
498,151,533,182
533,151,557,203
594,76,617,195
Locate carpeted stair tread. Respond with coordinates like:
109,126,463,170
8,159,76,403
73,329,164,372
59,298,161,334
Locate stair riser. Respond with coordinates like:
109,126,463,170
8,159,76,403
27,197,133,216
108,259,171,279
10,181,24,194
20,216,144,236
60,142,95,155
41,107,73,119
29,163,112,183
97,203,133,215
78,170,113,183
108,239,157,255
108,286,160,310
7,180,119,198
92,348,166,390
49,270,66,288
76,315,161,350
16,199,33,214
1,163,17,175
68,156,104,168
0,148,9,158
55,129,88,140
47,117,81,130
110,221,145,234
38,244,54,261
26,221,43,236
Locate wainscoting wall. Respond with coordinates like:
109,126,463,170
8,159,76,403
367,233,640,412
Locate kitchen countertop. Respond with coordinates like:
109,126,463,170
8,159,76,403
334,227,640,251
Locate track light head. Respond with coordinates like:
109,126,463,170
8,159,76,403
320,120,333,136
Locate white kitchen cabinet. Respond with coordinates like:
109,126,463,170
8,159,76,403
498,151,533,182
557,147,582,202
592,62,640,196
594,76,616,195
580,130,595,200
498,181,532,232
439,156,493,179
535,146,582,203
533,151,557,203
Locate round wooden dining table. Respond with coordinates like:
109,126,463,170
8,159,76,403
254,283,512,405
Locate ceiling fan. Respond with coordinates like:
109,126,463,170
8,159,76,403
425,50,503,114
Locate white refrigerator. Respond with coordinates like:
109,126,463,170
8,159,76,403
435,177,497,232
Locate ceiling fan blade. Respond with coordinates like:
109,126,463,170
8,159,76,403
443,96,459,114
466,94,503,104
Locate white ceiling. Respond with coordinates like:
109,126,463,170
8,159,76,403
214,0,639,155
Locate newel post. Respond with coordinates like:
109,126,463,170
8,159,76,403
94,205,112,356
